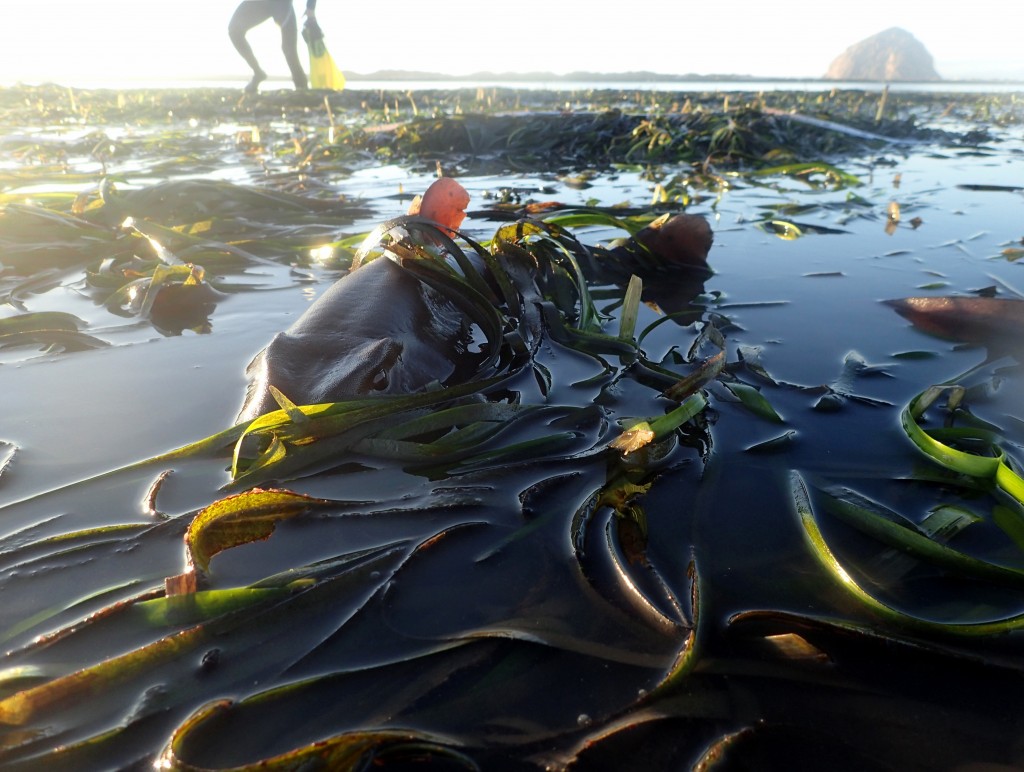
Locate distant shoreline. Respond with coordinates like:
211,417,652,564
7,70,1024,89
342,70,1024,85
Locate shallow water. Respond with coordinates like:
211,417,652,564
2,88,1024,768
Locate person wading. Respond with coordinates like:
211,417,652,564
229,0,318,94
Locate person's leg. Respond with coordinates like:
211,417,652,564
273,3,308,90
228,1,274,93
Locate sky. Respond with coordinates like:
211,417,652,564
0,0,1020,87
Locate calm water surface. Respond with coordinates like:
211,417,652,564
1,88,1023,768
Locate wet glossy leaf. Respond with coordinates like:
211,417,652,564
993,505,1024,552
956,184,1024,193
722,381,784,423
135,588,289,627
160,700,480,771
891,350,940,360
599,393,708,462
749,161,861,188
641,560,702,700
542,209,644,236
6,578,149,649
0,328,109,352
735,345,776,384
901,387,1024,507
0,625,207,727
791,471,1024,636
662,351,724,402
618,274,643,341
0,311,85,334
649,393,708,437
919,504,981,542
758,219,803,240
816,483,1024,589
186,488,337,573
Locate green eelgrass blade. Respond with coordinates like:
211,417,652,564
0,579,154,647
228,368,526,488
902,387,1024,506
0,311,86,334
722,381,784,423
661,351,724,402
790,470,1024,637
373,402,534,441
185,488,338,573
158,684,478,771
747,161,862,187
0,624,209,727
609,393,707,454
638,559,703,702
134,588,289,627
815,484,1024,589
618,274,642,341
540,209,646,237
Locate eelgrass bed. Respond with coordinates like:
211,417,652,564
1,84,1024,770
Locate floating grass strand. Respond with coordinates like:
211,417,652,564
902,387,1024,507
662,351,725,402
721,380,784,423
815,483,1024,590
186,488,339,574
791,471,1024,637
160,704,479,772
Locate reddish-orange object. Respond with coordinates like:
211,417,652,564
408,177,470,234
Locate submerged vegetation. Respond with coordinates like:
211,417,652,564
1,84,1024,768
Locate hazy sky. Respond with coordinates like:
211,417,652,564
0,0,1019,86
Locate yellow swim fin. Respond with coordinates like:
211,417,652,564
303,20,346,91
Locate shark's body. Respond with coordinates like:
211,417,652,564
237,210,715,423
237,255,473,422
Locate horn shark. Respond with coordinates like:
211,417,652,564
238,179,714,423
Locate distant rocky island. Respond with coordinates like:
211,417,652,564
825,27,940,82
351,34,939,85
284,29,1017,85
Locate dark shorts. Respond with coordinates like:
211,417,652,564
238,0,295,26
